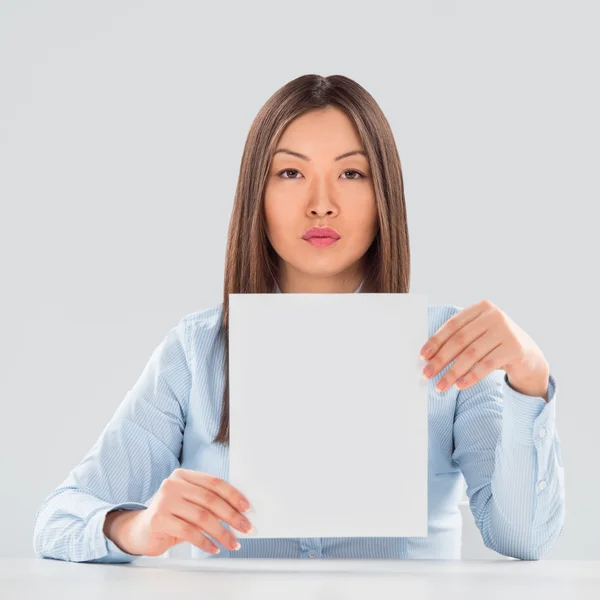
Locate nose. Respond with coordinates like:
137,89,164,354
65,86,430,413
309,206,334,217
306,182,338,218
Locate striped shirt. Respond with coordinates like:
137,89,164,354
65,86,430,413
32,290,564,562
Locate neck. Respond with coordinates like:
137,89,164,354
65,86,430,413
276,263,365,294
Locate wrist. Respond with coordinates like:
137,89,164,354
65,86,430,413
506,363,550,402
103,509,143,555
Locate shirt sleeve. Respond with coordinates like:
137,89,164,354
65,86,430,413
32,316,192,563
452,363,565,560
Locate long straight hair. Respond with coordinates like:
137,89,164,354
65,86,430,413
213,74,411,446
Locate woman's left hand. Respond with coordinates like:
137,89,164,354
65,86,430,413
419,299,550,401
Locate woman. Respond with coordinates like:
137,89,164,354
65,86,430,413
32,74,564,563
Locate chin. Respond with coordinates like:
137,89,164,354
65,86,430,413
296,263,351,278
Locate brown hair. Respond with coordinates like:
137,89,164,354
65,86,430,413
213,74,411,446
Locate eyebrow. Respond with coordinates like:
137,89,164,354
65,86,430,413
273,148,367,162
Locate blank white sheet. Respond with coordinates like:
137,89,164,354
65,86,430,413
228,292,429,539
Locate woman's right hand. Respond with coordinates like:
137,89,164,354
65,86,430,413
103,468,254,556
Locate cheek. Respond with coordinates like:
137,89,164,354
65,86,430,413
264,197,293,242
350,199,378,236
366,197,379,229
263,192,278,232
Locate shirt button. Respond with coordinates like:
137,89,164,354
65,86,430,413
307,550,317,558
539,428,547,438
538,480,547,491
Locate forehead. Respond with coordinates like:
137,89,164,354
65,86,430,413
275,106,364,157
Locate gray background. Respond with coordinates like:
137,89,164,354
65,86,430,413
1,1,598,559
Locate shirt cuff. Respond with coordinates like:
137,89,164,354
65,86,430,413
87,502,148,562
501,371,557,446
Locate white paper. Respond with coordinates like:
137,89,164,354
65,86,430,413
228,292,429,539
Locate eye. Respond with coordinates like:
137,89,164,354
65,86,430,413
277,169,303,179
276,169,366,180
341,169,364,180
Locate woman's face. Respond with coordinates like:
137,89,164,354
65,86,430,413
264,105,378,293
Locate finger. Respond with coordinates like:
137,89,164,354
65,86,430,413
181,481,253,535
423,314,489,381
173,470,253,533
455,345,506,391
170,492,241,551
161,513,221,554
435,334,503,392
420,300,490,360
175,469,251,513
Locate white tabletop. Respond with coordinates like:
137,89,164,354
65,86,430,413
2,558,599,599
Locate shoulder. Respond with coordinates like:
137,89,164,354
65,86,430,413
176,302,225,353
176,301,463,341
179,302,462,331
180,302,224,331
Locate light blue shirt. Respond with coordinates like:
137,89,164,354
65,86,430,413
33,291,564,562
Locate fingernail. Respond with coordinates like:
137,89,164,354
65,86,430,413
239,519,254,533
239,498,250,512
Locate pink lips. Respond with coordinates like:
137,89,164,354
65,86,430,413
302,226,341,248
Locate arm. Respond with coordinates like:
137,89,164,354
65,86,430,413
32,316,192,563
452,366,565,560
